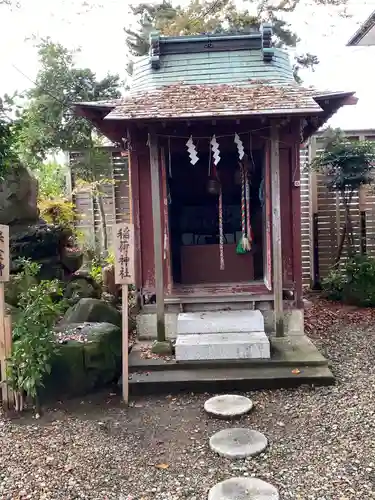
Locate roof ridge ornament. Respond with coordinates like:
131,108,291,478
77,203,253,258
261,23,274,62
150,31,161,69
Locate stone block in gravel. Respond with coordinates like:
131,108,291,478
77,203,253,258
209,428,268,459
204,394,253,418
208,477,279,500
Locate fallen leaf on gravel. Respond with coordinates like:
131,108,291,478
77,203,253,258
155,463,169,469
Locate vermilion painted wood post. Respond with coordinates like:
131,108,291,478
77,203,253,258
0,225,11,409
114,222,135,405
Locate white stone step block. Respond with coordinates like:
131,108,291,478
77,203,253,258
175,332,270,361
177,310,264,335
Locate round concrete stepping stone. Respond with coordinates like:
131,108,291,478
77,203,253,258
204,395,253,419
208,477,279,500
209,428,268,459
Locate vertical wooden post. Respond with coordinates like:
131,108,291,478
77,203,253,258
148,132,166,344
291,141,303,308
308,136,320,288
114,223,135,405
128,130,143,290
0,225,12,409
270,123,284,337
122,285,129,404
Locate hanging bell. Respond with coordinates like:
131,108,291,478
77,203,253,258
207,177,220,195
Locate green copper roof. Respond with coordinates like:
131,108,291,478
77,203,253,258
74,26,356,128
131,48,293,93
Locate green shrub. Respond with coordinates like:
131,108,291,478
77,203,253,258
7,259,67,411
322,268,345,301
39,198,77,229
323,255,375,307
344,255,375,307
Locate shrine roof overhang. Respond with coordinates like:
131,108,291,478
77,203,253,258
73,82,357,142
347,9,375,46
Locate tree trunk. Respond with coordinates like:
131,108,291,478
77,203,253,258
96,190,108,257
335,189,355,265
346,191,355,255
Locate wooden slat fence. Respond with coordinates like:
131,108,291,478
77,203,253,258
68,148,130,251
300,130,375,287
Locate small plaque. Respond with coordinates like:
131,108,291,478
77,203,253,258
114,223,135,285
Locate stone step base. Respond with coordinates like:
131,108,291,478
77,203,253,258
128,365,335,395
175,332,270,361
177,309,265,335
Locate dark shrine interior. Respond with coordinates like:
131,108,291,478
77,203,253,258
166,147,264,285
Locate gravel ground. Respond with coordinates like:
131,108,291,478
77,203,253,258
0,320,374,500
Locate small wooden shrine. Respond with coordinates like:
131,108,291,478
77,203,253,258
75,25,356,350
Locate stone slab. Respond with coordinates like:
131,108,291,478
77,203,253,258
130,334,328,370
128,365,335,395
175,332,270,361
208,477,279,500
136,313,178,340
177,310,264,335
204,395,253,418
209,428,268,459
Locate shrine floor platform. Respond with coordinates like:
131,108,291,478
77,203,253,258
127,335,334,396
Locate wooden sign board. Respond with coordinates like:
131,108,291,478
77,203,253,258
0,225,11,410
0,225,10,283
114,223,135,407
114,223,135,285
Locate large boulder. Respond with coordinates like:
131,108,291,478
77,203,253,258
60,247,83,273
62,298,122,328
0,164,39,225
64,273,102,306
9,223,71,278
42,322,122,398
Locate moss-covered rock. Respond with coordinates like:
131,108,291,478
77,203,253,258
62,298,121,327
64,273,102,306
42,322,122,400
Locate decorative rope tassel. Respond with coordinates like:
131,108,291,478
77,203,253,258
218,183,225,270
237,162,250,253
245,164,252,249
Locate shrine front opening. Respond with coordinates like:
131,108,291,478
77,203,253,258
167,144,265,287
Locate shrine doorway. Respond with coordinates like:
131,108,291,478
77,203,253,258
167,148,264,286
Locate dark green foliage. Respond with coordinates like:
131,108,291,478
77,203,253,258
322,268,345,301
15,39,122,166
7,260,67,400
323,255,375,307
0,94,20,178
312,130,375,263
311,132,375,192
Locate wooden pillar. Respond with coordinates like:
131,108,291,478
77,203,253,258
292,140,303,308
308,136,320,288
270,123,284,337
148,132,166,343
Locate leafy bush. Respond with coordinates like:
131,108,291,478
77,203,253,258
39,198,76,229
6,259,67,412
323,255,375,307
34,161,67,200
322,269,345,301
